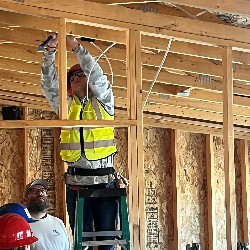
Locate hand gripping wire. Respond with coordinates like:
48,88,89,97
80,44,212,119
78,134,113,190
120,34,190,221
142,38,174,111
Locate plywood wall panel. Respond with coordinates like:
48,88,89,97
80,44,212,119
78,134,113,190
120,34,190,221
0,129,24,205
54,127,65,220
177,131,208,249
213,137,226,248
28,109,58,215
144,127,172,250
114,128,128,177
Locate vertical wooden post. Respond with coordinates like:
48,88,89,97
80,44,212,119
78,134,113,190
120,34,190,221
58,17,68,120
23,106,29,187
171,129,180,250
222,46,236,249
239,139,249,243
126,29,144,249
57,18,68,227
126,29,137,249
206,134,216,250
136,32,145,250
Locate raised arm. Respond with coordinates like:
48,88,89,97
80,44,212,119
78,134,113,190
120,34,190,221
67,36,114,116
41,34,60,114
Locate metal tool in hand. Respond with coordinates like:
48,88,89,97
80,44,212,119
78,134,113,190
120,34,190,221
38,35,54,51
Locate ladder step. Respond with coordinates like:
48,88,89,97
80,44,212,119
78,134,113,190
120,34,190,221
82,230,123,237
81,239,127,246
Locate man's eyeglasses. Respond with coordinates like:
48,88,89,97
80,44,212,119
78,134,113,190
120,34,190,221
69,72,86,83
28,188,47,196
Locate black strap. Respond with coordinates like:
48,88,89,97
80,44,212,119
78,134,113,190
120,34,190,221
67,167,114,176
78,188,127,198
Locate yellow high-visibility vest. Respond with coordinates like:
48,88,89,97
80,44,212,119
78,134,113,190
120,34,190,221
60,96,117,162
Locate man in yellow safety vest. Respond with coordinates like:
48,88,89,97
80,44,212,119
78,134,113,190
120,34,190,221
41,33,118,250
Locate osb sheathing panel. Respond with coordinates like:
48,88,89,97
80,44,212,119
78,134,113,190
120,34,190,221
114,128,128,177
54,127,66,220
0,106,249,250
178,131,208,249
213,137,226,248
235,139,243,241
144,127,173,250
0,129,24,205
28,110,58,216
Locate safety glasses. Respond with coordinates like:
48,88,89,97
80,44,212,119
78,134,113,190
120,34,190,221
69,71,86,83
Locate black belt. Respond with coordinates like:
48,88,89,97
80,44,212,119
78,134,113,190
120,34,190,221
67,167,114,176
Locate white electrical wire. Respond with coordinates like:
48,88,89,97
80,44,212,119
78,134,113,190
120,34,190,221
86,42,117,100
91,42,115,86
142,38,173,110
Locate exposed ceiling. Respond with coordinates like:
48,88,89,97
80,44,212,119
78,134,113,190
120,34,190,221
0,0,249,138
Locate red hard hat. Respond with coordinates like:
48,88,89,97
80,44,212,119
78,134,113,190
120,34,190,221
0,213,38,248
67,64,84,96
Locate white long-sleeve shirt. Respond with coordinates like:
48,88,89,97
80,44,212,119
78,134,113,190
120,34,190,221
41,45,115,185
29,214,71,250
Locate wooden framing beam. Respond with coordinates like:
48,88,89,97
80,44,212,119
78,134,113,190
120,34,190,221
1,34,249,96
162,0,250,16
144,115,250,140
23,106,29,187
1,12,250,66
171,129,181,250
135,31,146,250
57,17,69,228
126,29,140,249
1,42,250,122
0,119,137,129
222,46,236,249
206,134,216,250
93,0,161,4
239,139,250,243
1,0,250,49
58,18,67,119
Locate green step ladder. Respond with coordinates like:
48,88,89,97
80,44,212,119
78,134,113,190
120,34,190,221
74,188,130,250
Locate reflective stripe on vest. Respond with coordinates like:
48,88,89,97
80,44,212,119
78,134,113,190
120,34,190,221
60,96,117,162
60,139,115,150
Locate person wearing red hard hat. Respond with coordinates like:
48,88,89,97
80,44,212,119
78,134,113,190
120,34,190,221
0,213,38,250
41,33,118,250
